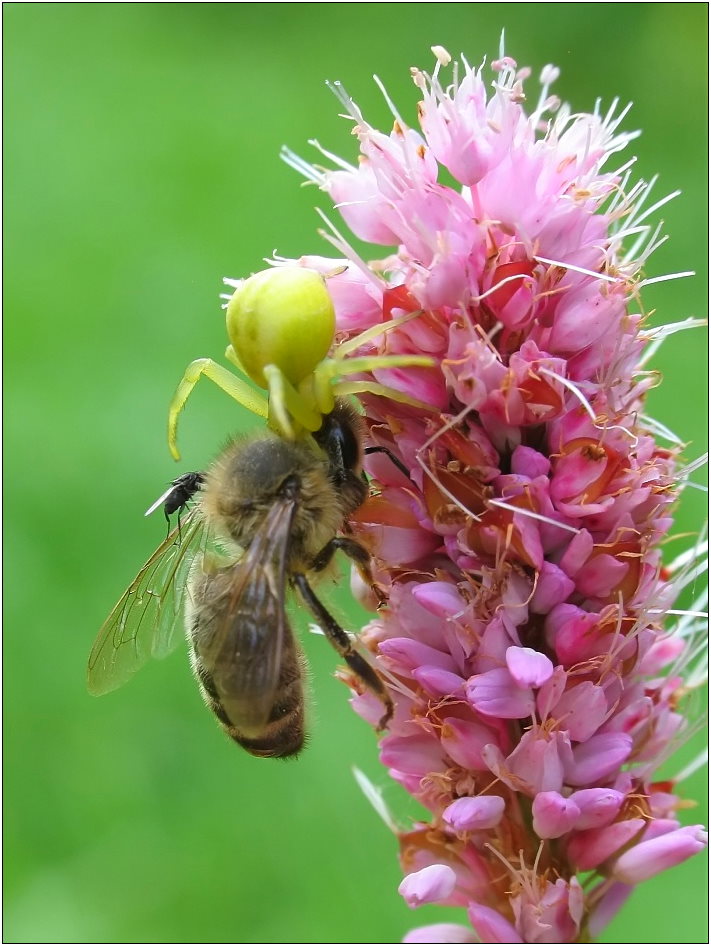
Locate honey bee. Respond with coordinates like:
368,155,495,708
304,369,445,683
88,400,393,758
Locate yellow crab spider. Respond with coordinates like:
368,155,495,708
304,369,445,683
167,266,435,460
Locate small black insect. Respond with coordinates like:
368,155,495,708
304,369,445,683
145,472,205,534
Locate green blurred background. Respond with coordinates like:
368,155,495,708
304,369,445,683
5,4,707,944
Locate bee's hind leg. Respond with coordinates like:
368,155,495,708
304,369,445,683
292,572,393,730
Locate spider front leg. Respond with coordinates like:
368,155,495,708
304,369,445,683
261,364,323,440
167,358,268,460
311,354,439,416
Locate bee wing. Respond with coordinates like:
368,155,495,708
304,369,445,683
194,495,297,732
88,506,209,696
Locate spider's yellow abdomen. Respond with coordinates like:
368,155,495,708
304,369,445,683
226,267,336,390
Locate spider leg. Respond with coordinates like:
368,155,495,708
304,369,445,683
262,364,322,439
167,358,268,460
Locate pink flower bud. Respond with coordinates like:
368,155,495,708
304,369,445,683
399,864,457,907
412,581,467,618
532,791,581,838
443,795,506,831
379,637,457,674
612,825,709,884
568,788,624,830
403,924,475,944
530,562,576,614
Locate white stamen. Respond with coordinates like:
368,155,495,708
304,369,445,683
677,453,709,480
307,137,357,173
639,413,684,445
487,499,580,535
431,45,451,67
537,367,596,422
473,272,533,302
326,80,364,124
648,609,709,619
352,767,399,834
638,270,696,288
533,255,622,285
666,536,708,573
631,188,682,227
674,748,709,784
639,316,708,366
280,145,323,184
314,207,383,290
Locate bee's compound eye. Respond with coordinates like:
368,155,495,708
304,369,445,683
225,267,335,390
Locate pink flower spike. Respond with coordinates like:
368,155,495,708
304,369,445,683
399,864,457,908
443,795,506,832
403,924,476,944
468,904,524,944
505,646,554,688
532,791,581,839
278,44,708,944
612,825,709,884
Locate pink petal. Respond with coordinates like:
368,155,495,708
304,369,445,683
587,882,634,938
530,562,576,615
466,668,535,719
505,646,554,688
412,581,467,618
468,903,523,944
441,717,499,770
412,666,466,699
565,732,633,785
552,681,608,741
567,818,646,870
